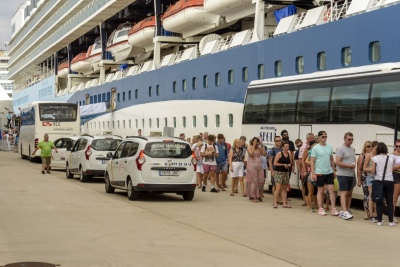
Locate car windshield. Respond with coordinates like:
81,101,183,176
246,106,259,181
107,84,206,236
144,142,192,158
91,139,122,151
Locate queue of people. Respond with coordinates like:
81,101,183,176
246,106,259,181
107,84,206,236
187,130,400,226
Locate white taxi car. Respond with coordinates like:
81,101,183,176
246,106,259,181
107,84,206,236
51,136,79,169
104,136,196,201
66,135,122,182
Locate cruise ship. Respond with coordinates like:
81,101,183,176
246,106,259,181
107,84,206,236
8,0,400,141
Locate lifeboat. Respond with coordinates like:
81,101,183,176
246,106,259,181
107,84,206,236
204,0,254,22
162,0,222,38
128,16,156,52
70,52,93,75
58,62,69,78
85,38,102,73
106,22,141,63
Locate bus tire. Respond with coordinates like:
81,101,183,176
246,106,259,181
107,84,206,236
20,145,27,159
28,147,35,162
79,166,89,183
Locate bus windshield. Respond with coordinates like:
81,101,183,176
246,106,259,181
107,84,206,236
39,103,78,122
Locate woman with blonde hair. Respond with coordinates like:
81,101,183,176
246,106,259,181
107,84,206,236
363,141,379,222
228,139,244,196
194,141,204,188
357,141,372,219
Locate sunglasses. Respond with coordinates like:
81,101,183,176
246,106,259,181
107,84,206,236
321,136,327,138
366,145,371,148
347,139,354,141
396,145,400,148
297,144,302,148
275,140,282,142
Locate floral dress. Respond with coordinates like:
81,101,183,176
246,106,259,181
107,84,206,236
246,149,264,199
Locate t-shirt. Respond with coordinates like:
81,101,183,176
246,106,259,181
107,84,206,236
335,144,356,177
268,147,282,169
299,143,307,159
38,140,55,157
311,144,333,175
216,142,228,165
200,143,219,165
372,155,394,181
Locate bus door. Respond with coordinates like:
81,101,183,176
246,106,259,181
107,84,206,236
395,105,400,143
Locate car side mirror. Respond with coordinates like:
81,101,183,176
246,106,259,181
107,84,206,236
67,147,71,151
107,152,114,158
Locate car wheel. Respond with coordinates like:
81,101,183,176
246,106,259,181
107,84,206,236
79,166,89,183
66,163,74,179
183,191,194,201
105,173,115,193
127,178,139,201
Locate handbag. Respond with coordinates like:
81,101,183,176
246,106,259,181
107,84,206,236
371,156,389,203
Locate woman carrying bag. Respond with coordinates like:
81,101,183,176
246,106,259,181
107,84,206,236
371,142,400,226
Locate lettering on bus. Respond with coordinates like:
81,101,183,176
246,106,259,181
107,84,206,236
260,126,277,144
42,122,62,126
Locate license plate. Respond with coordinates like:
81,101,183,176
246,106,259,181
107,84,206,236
101,160,108,164
159,170,179,176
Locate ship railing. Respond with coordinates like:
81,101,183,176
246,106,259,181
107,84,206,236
126,65,140,76
104,73,113,83
159,54,177,68
174,46,198,64
138,60,153,74
346,0,400,17
112,71,122,81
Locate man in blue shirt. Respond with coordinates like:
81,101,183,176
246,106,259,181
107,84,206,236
216,134,229,191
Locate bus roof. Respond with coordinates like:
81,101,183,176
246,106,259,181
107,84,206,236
248,62,400,89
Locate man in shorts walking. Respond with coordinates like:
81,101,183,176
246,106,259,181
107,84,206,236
200,135,219,192
310,131,339,216
32,134,58,174
335,132,356,220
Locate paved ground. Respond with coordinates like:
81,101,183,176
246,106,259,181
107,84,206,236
0,151,399,267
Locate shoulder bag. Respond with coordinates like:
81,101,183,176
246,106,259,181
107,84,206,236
371,156,389,204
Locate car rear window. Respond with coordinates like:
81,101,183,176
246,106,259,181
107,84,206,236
144,142,192,158
91,139,122,151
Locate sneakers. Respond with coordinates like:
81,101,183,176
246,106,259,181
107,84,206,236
318,208,327,216
331,209,339,216
377,222,382,226
341,211,353,220
339,211,345,218
210,187,219,193
310,207,315,213
370,217,377,223
389,222,396,227
41,171,45,174
201,185,206,192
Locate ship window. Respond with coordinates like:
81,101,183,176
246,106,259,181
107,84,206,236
228,70,234,84
275,61,282,77
296,56,304,74
242,67,248,82
192,77,197,90
149,118,152,128
149,86,152,97
142,119,144,128
135,119,138,128
112,121,115,129
173,117,176,128
164,117,168,127
173,81,177,93
135,89,138,99
117,93,120,102
98,94,101,102
107,121,110,129
123,120,125,129
102,93,106,102
369,41,381,63
129,120,131,129
117,121,120,129
203,115,208,127
128,91,131,100
258,64,265,79
107,92,110,102
203,75,208,88
193,116,197,128
215,73,221,86
90,96,93,104
182,80,187,92
94,95,97,104
103,122,105,129
342,47,352,67
123,92,125,101
317,52,327,71
156,85,160,96
228,114,233,128
216,114,220,127
182,116,186,128
156,118,160,128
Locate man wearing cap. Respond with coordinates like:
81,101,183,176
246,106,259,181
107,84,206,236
310,131,339,216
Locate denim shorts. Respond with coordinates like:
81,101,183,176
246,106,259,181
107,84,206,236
366,175,374,186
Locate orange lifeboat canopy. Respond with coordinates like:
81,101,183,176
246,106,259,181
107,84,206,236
58,62,69,71
129,16,156,36
162,0,204,20
71,52,87,64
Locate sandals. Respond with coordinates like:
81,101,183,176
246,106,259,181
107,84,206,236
243,194,247,197
234,189,239,193
230,193,234,196
282,205,292,208
273,204,278,209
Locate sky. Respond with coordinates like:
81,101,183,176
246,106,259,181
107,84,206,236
0,0,26,45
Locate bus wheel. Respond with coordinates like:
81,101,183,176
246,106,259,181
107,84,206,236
20,145,27,159
28,147,34,162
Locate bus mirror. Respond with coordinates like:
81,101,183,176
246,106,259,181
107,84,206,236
107,152,113,158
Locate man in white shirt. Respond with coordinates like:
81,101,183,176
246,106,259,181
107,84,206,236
200,135,219,192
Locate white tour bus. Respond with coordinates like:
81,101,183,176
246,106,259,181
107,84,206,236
20,101,80,161
241,63,400,202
